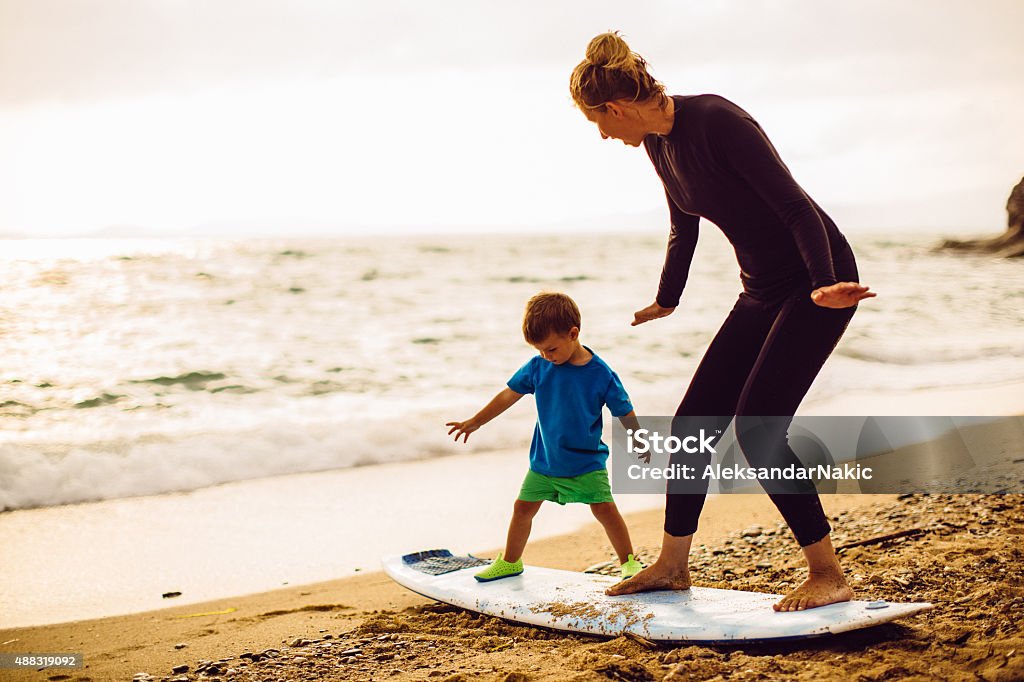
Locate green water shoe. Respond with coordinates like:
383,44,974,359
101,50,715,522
474,553,524,582
620,554,643,579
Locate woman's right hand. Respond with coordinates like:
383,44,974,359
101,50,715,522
631,302,676,326
810,282,876,309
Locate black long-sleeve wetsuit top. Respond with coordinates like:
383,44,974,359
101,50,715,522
644,95,854,307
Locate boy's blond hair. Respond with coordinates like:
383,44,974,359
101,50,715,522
522,292,581,344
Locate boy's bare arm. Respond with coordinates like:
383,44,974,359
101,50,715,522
617,410,647,462
446,387,524,443
618,410,640,432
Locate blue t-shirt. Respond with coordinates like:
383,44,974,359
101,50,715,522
507,347,633,478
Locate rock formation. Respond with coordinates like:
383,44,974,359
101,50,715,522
941,176,1024,258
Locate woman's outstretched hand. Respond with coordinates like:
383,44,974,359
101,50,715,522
810,282,876,309
632,302,676,326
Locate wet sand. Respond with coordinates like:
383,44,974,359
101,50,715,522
2,491,1023,681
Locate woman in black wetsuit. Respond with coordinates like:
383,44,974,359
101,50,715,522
571,32,875,611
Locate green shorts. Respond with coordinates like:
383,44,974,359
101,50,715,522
518,468,614,506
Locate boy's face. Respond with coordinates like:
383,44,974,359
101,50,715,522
530,328,580,365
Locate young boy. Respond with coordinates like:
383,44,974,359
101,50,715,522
446,292,643,582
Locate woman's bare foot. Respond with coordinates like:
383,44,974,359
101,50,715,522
605,561,691,596
773,533,854,611
774,570,854,611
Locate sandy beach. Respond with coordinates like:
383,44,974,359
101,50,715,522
2,391,1024,675
2,490,1023,682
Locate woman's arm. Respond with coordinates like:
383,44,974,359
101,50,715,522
715,107,838,290
634,190,699,326
715,107,876,308
656,189,701,309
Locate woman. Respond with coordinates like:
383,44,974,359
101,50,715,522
570,32,875,612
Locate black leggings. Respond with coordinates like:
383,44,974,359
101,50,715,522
664,279,857,547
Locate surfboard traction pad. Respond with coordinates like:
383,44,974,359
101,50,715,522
402,549,490,576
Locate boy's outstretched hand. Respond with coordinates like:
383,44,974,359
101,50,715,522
446,388,524,444
446,419,480,443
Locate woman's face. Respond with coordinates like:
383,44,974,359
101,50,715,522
584,103,646,147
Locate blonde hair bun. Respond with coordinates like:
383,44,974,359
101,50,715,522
585,31,634,70
570,31,665,111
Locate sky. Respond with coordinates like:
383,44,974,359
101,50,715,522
1,0,1022,237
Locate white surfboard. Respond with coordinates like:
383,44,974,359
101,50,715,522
382,549,933,644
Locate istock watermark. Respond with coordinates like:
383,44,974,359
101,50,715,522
625,428,718,456
624,460,874,483
610,415,1024,494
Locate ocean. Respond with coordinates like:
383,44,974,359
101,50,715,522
2,231,1022,511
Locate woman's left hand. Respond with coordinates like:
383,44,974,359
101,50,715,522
810,282,876,308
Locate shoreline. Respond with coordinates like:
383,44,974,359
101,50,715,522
2,380,1022,631
1,382,1022,679
0,493,892,680
3,491,1023,681
0,448,665,630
